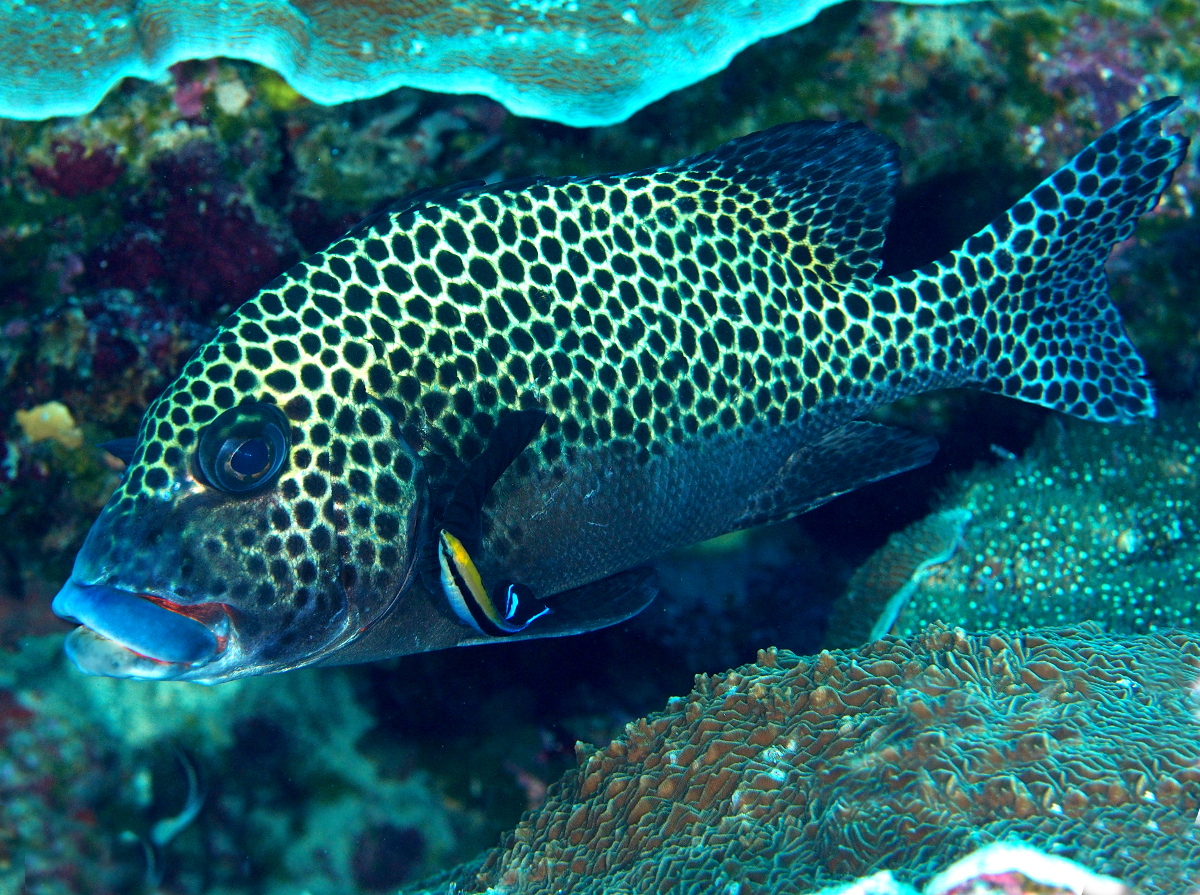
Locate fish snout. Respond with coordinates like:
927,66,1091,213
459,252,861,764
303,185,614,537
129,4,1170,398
52,581,228,678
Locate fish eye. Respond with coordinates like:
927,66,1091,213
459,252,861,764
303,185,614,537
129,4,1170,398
197,403,290,494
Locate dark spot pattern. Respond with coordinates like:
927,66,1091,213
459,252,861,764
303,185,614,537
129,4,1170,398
882,99,1183,423
92,100,1183,671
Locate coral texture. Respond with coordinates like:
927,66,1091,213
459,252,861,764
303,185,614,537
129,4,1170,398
549,841,1135,895
0,0,995,126
435,624,1199,895
829,404,1200,645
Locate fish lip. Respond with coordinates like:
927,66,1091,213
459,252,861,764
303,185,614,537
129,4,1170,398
51,580,230,669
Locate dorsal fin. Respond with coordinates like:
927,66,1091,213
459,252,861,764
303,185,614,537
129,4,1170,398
440,409,549,555
667,120,899,283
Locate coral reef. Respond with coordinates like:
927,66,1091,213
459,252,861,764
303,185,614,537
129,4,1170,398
1,3,1198,892
14,402,82,449
5,635,459,895
430,841,1136,895
0,0,1003,126
745,842,1138,895
828,403,1200,645
0,290,212,634
417,623,1199,894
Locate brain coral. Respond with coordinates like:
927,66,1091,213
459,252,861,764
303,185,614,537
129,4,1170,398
428,624,1199,895
1,0,990,125
828,404,1200,647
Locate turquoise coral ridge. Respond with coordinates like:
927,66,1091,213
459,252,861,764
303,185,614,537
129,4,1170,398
830,403,1200,645
0,0,994,125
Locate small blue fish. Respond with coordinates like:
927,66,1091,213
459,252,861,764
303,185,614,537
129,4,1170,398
52,99,1189,682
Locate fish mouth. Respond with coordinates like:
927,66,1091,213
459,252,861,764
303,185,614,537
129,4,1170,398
52,581,231,679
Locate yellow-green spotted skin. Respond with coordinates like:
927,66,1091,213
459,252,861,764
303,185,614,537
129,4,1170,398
53,100,1189,681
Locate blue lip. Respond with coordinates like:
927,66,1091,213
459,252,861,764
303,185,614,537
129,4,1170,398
51,581,219,665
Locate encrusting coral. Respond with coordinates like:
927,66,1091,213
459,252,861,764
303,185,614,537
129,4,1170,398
420,623,1199,895
828,404,1200,646
0,0,1000,126
14,401,83,449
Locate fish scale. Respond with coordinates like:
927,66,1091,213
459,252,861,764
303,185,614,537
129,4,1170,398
51,98,1189,682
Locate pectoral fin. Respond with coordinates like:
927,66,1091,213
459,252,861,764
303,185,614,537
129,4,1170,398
433,409,551,636
441,409,549,554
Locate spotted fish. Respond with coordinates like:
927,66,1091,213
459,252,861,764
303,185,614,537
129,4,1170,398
52,99,1188,682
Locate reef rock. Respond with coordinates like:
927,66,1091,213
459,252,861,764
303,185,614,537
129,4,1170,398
424,623,1199,895
0,0,993,125
829,404,1200,645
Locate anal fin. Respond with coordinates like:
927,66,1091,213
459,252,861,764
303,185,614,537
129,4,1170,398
733,422,938,530
454,567,660,646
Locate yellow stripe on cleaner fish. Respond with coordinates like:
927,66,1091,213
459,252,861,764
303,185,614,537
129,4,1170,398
50,98,1191,682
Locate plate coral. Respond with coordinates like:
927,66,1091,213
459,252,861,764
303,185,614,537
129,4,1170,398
0,0,996,126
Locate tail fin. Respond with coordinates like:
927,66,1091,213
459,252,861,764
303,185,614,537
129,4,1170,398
909,97,1189,422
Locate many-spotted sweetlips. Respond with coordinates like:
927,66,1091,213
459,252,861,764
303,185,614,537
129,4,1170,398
52,99,1189,682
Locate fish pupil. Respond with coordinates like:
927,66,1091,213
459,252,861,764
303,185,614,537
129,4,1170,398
228,438,270,478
